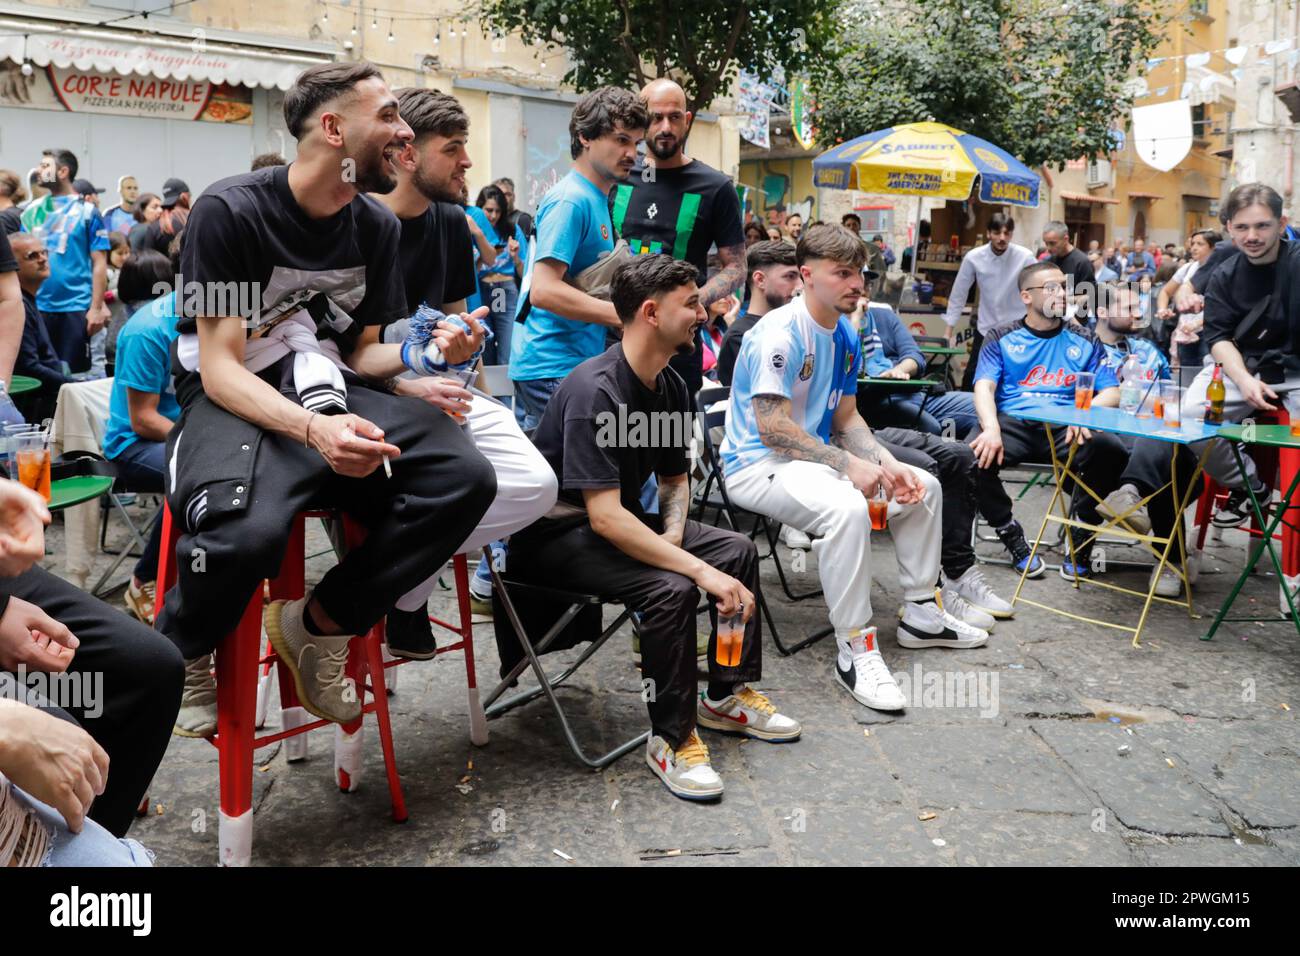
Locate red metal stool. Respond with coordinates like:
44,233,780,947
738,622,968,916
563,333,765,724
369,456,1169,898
156,503,407,866
1192,414,1282,559
386,551,489,747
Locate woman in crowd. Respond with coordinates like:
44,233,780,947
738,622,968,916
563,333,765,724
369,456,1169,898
1157,228,1221,371
127,192,161,253
470,183,528,366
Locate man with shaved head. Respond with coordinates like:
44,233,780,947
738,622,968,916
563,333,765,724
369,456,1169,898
612,78,746,400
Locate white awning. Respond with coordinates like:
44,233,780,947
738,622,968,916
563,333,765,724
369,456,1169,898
0,19,335,91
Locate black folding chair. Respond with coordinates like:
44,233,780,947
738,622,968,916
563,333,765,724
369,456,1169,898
694,385,833,656
482,551,645,769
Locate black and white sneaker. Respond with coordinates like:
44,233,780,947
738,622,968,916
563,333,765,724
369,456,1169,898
1213,486,1267,528
385,606,438,661
896,600,988,649
835,627,905,711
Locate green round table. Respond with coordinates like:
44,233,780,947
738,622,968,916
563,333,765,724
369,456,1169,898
8,375,40,396
48,475,114,512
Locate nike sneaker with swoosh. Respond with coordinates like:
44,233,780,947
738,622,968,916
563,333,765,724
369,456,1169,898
697,685,801,742
646,730,723,801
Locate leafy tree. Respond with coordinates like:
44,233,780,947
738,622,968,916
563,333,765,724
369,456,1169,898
811,0,1163,167
480,0,838,111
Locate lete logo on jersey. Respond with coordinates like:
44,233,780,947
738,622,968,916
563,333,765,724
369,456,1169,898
1018,365,1078,387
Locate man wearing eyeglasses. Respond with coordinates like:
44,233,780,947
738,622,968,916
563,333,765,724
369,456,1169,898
9,232,71,420
943,212,1036,392
0,228,21,387
967,261,1128,581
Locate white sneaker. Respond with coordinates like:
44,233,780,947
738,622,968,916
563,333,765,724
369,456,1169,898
937,584,996,632
835,627,906,711
697,685,802,742
947,565,1014,619
780,525,812,550
1150,565,1182,598
897,600,988,649
1097,485,1152,534
646,731,724,801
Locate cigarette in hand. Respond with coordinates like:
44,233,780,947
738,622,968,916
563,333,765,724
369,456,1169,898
382,456,392,479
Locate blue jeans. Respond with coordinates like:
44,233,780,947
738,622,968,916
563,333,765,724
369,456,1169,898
512,376,563,433
43,309,90,374
108,438,165,583
11,784,152,866
480,279,518,367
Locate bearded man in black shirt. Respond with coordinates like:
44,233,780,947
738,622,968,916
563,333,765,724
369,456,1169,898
158,62,496,770
613,79,746,401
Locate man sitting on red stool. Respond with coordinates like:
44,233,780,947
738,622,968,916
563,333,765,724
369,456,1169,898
157,61,496,736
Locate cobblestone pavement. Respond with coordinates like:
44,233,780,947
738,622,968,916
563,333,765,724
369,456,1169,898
52,483,1299,866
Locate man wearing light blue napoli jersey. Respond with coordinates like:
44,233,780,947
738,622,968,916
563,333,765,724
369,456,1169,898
508,88,648,432
724,225,987,718
968,261,1128,581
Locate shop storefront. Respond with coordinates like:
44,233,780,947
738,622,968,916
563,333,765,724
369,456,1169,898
0,17,335,198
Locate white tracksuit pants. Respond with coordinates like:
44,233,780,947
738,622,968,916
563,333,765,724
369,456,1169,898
394,390,558,612
725,457,942,639
1181,366,1300,489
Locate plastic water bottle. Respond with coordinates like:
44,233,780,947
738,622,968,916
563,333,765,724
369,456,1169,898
1118,354,1142,414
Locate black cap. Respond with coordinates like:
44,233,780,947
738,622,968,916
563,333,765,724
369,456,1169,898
161,178,190,206
72,178,101,196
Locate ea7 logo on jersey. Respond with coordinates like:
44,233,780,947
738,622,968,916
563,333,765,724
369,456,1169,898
1006,342,1028,355
770,352,787,371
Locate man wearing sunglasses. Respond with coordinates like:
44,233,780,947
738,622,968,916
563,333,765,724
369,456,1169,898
9,233,72,420
967,261,1128,581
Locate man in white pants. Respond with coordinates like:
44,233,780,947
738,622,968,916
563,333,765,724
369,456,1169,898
722,225,986,714
374,86,558,658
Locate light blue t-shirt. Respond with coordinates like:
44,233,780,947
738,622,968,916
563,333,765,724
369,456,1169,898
25,195,110,313
720,299,861,476
975,319,1117,417
466,204,529,280
103,294,181,459
509,170,615,382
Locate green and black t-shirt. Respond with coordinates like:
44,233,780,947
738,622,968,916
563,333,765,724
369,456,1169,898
611,157,744,396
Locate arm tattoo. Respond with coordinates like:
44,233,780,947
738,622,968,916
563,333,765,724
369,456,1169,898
658,477,690,540
832,423,881,464
753,394,850,472
699,242,747,308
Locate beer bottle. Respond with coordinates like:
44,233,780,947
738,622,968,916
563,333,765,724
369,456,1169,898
1206,363,1226,424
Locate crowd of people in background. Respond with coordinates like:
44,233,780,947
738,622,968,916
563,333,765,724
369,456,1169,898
0,55,1296,867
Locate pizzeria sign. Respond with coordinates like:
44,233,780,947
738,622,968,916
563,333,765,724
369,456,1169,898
0,65,253,123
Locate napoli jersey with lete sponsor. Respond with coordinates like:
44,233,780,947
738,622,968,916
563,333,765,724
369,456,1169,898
721,298,861,476
1100,336,1170,383
975,319,1117,417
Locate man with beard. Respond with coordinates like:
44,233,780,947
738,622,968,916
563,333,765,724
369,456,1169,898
509,87,648,431
368,86,558,656
716,239,801,387
159,62,497,752
509,254,800,801
612,79,746,401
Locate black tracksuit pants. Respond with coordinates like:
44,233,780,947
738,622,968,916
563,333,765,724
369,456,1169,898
156,385,497,659
508,517,761,750
876,426,979,581
0,565,183,837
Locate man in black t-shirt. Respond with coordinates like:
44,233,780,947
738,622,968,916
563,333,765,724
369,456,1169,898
157,62,497,753
612,79,746,400
717,240,801,387
1043,220,1096,322
369,86,558,659
1191,182,1300,426
510,254,800,802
